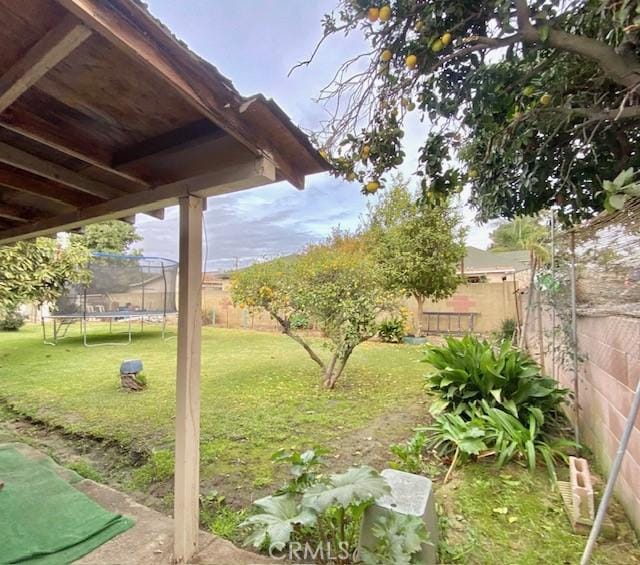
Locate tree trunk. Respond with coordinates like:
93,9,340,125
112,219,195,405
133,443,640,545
414,295,425,338
270,310,327,372
324,350,353,389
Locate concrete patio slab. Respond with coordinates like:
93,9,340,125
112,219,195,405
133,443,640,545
75,479,270,565
2,442,268,565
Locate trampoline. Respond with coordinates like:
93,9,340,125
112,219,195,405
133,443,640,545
42,253,178,347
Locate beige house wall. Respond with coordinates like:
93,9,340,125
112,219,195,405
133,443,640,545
405,281,522,335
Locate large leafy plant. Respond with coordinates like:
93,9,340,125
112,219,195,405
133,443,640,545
360,513,429,565
424,335,567,421
242,450,390,562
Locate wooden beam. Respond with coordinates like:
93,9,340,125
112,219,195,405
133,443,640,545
144,208,165,220
0,203,31,223
0,156,277,244
174,195,203,563
112,119,220,167
0,164,100,209
56,0,305,189
0,109,148,188
0,14,91,113
0,142,124,199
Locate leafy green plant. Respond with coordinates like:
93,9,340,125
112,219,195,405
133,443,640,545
494,318,517,343
360,513,429,565
423,401,577,482
424,335,567,421
477,401,576,482
273,447,328,494
242,449,394,563
603,168,640,212
0,307,25,331
377,317,406,343
389,430,428,473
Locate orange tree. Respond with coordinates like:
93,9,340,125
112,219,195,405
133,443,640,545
230,233,398,388
301,1,640,223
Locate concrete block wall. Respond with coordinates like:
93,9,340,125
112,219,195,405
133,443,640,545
537,310,640,533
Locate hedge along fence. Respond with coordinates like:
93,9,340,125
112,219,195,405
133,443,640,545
522,198,640,534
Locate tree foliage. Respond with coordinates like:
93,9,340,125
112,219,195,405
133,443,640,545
74,220,142,254
304,0,640,224
231,233,397,388
365,180,466,335
0,238,90,310
489,215,549,262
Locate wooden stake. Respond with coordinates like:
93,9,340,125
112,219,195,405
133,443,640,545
174,195,203,563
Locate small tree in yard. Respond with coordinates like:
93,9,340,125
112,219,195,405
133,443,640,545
365,181,466,337
0,238,90,327
231,233,397,389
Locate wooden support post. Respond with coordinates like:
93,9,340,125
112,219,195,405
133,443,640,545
174,195,203,563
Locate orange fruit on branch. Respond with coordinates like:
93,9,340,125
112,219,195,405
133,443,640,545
441,32,452,46
381,49,392,62
365,180,380,193
367,7,379,22
379,5,391,22
405,54,417,69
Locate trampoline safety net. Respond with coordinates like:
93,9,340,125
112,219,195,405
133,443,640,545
43,253,178,346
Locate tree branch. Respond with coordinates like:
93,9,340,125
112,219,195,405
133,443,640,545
270,310,326,370
546,28,640,89
547,104,640,122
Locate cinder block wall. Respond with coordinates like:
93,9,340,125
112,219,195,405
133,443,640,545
539,312,640,532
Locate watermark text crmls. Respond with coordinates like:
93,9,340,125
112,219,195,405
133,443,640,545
268,541,357,562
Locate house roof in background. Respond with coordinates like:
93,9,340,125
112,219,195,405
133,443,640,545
464,246,530,274
0,0,328,245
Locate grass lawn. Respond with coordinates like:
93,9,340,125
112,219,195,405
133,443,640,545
1,324,639,563
0,324,426,499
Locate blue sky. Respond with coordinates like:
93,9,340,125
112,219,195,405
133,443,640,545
137,0,494,270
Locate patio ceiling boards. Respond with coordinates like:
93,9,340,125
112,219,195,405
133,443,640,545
0,0,327,244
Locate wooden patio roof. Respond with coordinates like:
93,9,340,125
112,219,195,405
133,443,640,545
0,0,328,244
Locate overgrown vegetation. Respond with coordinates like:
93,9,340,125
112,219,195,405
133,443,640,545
241,449,428,564
377,316,406,343
422,335,574,480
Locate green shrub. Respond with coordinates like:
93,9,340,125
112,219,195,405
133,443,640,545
495,318,517,342
0,308,25,331
389,430,428,473
423,335,567,421
423,401,577,481
378,317,406,343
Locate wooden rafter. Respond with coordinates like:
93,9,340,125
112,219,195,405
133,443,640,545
112,119,221,167
0,164,100,209
0,14,91,114
0,202,30,223
57,0,306,189
0,111,149,188
0,142,125,199
0,156,277,244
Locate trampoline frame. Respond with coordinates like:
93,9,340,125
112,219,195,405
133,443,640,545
41,254,178,347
